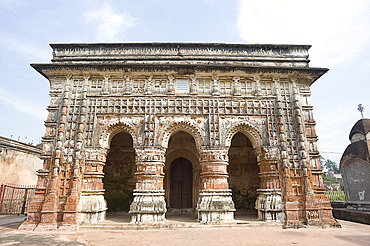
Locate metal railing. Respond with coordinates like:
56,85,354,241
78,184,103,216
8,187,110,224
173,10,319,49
0,184,35,214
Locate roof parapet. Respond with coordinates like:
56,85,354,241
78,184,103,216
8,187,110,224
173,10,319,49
49,43,311,68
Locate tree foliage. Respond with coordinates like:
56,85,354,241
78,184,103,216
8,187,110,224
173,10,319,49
320,156,340,174
322,173,338,183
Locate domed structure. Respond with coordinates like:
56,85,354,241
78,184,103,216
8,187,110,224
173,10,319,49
348,119,370,143
340,119,370,210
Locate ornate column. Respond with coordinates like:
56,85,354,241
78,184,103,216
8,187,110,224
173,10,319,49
290,81,339,227
129,147,166,223
34,77,73,230
20,89,60,230
19,167,49,230
254,147,284,222
197,148,235,223
78,148,108,224
61,75,89,229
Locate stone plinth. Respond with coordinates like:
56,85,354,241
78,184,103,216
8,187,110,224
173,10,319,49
255,189,284,222
129,190,166,223
197,190,235,223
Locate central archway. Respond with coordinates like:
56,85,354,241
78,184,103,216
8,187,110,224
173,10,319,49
164,131,200,211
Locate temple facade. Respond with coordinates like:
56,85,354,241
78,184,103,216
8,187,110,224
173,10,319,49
21,43,338,230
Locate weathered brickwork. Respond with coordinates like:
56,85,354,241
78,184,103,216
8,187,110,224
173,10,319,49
20,43,338,230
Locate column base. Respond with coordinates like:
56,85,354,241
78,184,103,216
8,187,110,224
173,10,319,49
255,189,284,222
33,222,58,231
129,190,166,223
18,222,38,231
305,190,341,227
78,193,107,224
197,190,235,223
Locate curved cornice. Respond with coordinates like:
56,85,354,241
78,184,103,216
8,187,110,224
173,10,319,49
31,63,327,86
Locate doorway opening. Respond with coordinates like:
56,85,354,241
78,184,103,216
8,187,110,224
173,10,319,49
228,132,260,218
170,158,193,208
103,131,135,213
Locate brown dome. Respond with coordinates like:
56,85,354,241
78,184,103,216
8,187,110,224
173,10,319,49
349,119,370,140
340,140,370,169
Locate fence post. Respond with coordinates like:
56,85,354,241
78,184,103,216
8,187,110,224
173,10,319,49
9,186,15,214
21,188,28,214
0,184,4,213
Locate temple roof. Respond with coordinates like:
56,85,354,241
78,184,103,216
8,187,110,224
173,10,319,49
49,43,312,68
31,43,328,85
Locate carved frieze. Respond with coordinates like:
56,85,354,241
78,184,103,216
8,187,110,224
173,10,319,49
199,148,229,163
85,148,108,163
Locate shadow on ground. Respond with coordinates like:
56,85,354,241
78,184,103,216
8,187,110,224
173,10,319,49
0,231,86,246
0,221,85,246
335,235,370,246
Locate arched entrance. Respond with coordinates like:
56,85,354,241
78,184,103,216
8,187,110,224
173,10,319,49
170,158,193,208
103,131,136,212
228,132,260,217
164,131,200,210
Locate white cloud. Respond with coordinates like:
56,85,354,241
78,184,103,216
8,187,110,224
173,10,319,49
0,87,47,120
0,0,24,9
204,0,217,4
0,35,51,61
84,4,137,42
236,0,370,68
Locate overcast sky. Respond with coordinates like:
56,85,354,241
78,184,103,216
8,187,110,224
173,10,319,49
1,0,369,164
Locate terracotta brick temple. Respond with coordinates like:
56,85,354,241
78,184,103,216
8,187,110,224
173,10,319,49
20,43,339,230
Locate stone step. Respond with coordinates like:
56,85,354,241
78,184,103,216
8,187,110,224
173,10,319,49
80,220,282,230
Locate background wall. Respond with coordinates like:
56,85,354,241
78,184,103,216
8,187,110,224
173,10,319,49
0,136,43,186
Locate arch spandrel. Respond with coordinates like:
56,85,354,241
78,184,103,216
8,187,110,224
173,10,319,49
165,149,200,171
224,121,263,149
99,120,139,149
158,118,204,151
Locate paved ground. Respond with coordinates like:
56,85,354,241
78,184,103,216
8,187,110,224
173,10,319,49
0,214,369,246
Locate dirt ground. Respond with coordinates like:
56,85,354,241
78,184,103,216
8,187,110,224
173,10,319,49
0,216,369,246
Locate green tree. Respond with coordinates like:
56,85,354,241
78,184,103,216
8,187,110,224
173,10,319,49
319,157,340,174
322,173,338,183
324,159,340,174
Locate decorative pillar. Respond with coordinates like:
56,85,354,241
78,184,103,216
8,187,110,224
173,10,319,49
129,147,166,223
189,74,198,95
33,77,73,230
290,81,338,227
19,167,49,230
211,74,220,96
123,75,132,95
167,75,175,95
254,147,284,222
61,75,89,229
78,148,107,224
197,148,235,223
256,189,284,221
254,75,262,96
20,89,60,230
233,77,241,96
